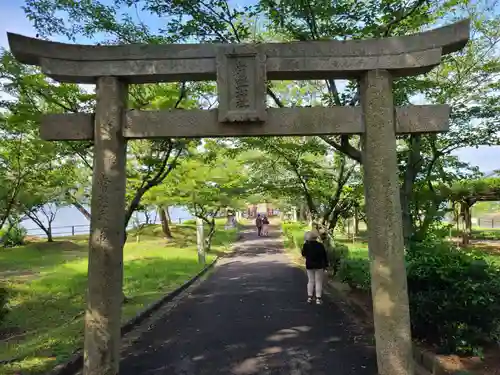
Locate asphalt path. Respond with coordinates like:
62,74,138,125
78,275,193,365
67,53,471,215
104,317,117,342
120,226,377,375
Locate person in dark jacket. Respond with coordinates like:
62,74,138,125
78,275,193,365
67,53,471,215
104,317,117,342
255,214,263,236
301,230,329,305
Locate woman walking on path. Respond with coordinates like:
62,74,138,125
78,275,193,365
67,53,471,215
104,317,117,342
262,216,270,236
301,231,329,305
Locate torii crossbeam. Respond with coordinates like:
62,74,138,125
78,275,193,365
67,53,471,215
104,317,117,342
8,18,470,375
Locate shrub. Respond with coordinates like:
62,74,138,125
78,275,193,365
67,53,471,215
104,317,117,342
282,222,308,250
337,239,500,355
407,242,500,355
326,242,349,273
0,225,27,247
0,286,9,324
337,258,370,291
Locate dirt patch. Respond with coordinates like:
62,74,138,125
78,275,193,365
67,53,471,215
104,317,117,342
0,270,39,282
28,241,84,251
331,279,500,375
0,327,24,342
467,241,500,256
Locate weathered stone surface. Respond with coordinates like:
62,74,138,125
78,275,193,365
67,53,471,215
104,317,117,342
36,49,442,83
9,19,468,62
361,69,413,375
8,19,470,83
40,57,215,84
84,77,127,375
266,48,442,80
41,113,94,140
216,45,267,122
40,106,450,140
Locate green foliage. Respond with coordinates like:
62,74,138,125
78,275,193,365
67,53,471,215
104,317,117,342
0,286,9,325
337,258,370,291
339,239,500,355
407,242,500,355
443,177,500,202
0,225,27,247
239,136,363,232
282,222,309,250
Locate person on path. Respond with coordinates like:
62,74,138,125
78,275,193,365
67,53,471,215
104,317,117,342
255,214,263,236
301,230,329,305
262,216,270,236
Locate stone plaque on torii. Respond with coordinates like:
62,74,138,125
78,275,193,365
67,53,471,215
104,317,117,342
8,19,469,375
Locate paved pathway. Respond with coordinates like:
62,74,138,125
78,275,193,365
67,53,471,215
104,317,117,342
120,226,377,375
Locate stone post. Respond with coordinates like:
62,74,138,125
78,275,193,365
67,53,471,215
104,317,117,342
196,217,206,265
84,77,128,375
361,70,413,375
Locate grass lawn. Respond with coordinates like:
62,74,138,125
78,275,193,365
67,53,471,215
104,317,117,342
0,222,238,375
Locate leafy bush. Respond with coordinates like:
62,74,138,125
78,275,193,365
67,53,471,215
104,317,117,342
407,241,500,355
338,258,370,291
326,242,349,273
0,286,9,324
337,238,500,355
0,225,27,247
282,222,308,250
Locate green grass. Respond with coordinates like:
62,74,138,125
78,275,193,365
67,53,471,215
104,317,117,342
450,226,500,241
0,223,238,375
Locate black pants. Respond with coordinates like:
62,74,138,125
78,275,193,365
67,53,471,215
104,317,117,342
257,226,262,236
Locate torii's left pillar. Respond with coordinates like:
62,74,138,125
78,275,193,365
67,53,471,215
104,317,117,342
84,77,128,375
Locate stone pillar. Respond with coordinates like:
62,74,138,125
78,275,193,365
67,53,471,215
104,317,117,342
361,70,413,375
196,217,206,265
84,77,127,375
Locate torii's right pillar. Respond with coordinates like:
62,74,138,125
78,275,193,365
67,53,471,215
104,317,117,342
361,69,413,375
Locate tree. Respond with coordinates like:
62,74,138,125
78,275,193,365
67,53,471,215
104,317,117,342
441,177,500,245
259,0,500,245
167,142,249,251
21,0,500,248
239,136,362,235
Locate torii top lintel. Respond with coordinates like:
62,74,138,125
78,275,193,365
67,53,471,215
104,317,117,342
7,19,469,84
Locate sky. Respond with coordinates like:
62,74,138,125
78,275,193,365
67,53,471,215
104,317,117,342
1,1,499,232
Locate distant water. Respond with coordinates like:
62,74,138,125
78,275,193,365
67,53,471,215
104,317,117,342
21,205,192,238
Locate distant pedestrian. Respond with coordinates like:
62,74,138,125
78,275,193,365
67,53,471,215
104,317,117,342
255,214,263,236
262,216,270,236
301,230,329,305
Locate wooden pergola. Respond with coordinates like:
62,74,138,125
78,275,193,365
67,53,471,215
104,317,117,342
443,178,500,244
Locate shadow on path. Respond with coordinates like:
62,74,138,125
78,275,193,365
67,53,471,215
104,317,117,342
120,226,377,375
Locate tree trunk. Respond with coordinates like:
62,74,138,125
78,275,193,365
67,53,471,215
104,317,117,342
165,206,172,223
205,219,216,252
461,201,472,246
66,193,92,221
400,137,422,248
144,210,151,224
46,222,54,242
159,206,173,239
354,206,360,236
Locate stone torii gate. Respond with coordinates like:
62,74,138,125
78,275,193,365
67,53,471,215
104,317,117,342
8,19,469,375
